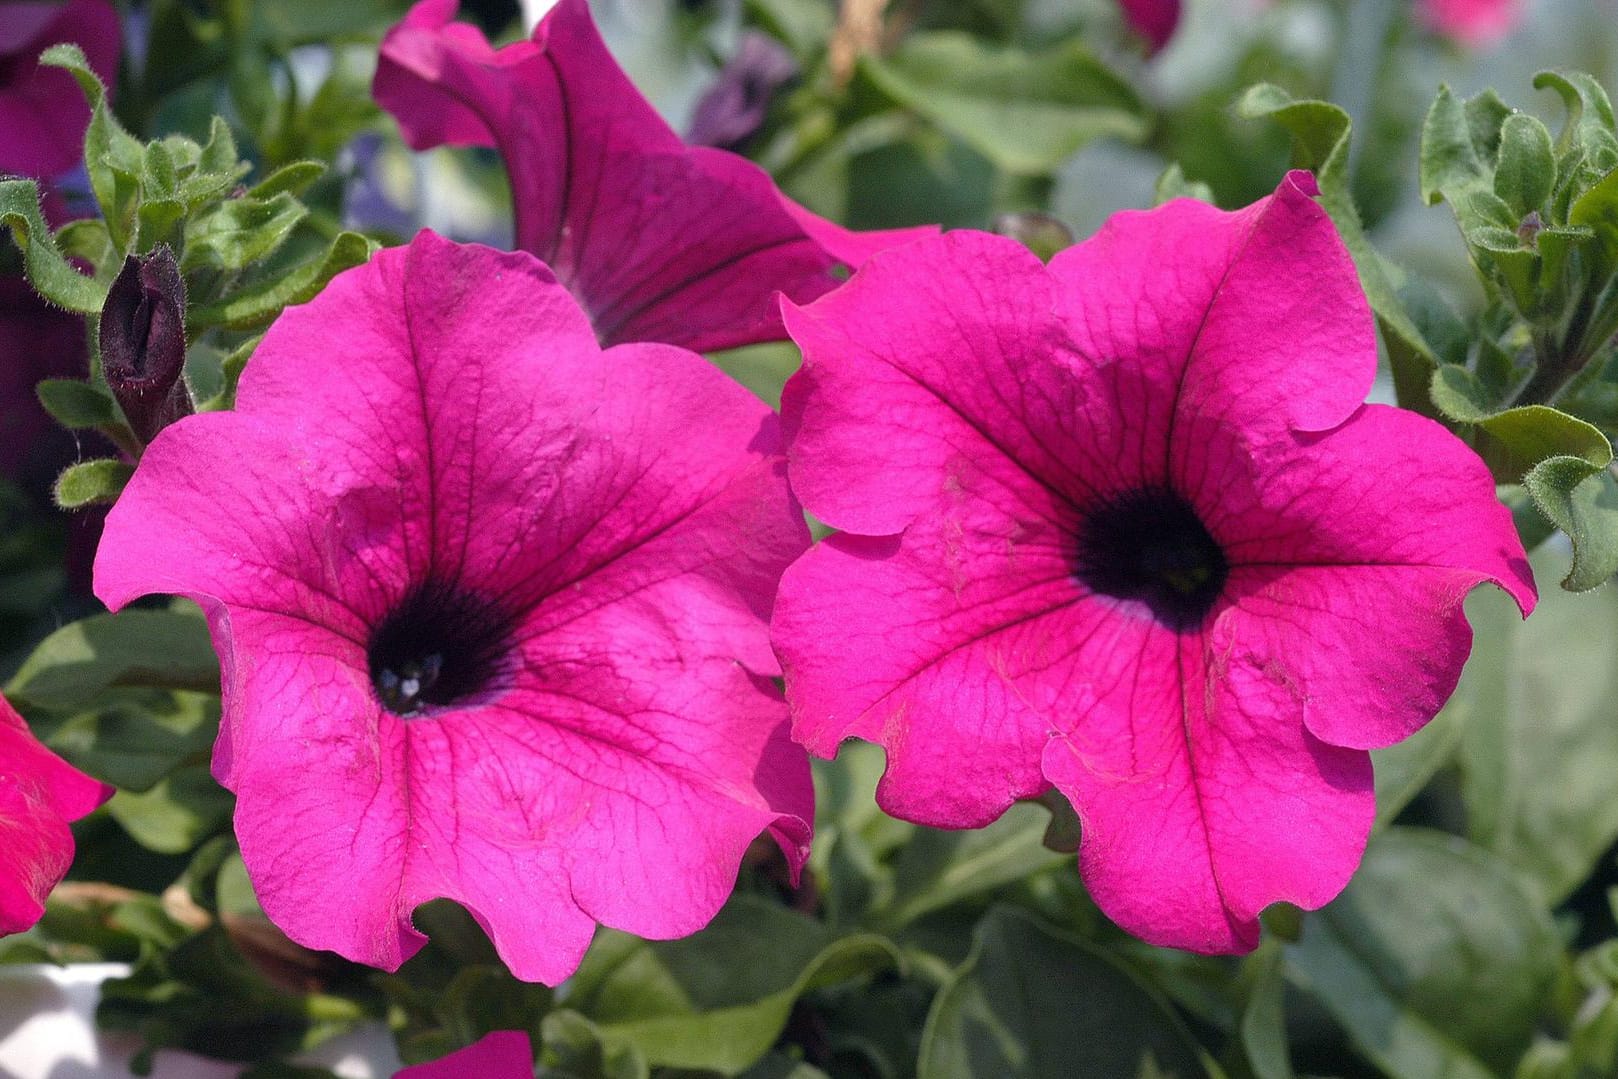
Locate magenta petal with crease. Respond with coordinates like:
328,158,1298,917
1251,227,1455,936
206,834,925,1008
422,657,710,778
373,0,932,352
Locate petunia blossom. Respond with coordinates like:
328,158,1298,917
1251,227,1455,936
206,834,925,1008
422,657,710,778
397,1031,532,1079
771,171,1535,954
0,0,121,179
1,691,113,936
95,231,813,983
1416,0,1523,47
372,0,931,353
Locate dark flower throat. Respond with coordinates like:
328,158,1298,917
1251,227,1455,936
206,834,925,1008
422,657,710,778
1074,486,1228,631
367,578,516,716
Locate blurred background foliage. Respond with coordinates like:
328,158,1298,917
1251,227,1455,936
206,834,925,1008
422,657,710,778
5,0,1618,1077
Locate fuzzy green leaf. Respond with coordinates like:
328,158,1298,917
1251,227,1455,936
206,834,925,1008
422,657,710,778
1496,113,1557,217
35,379,119,429
181,193,307,272
53,458,135,508
40,43,144,251
0,179,108,312
1524,457,1618,589
187,231,375,332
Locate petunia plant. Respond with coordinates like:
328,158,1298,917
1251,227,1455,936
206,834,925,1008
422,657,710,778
2,1,1618,1077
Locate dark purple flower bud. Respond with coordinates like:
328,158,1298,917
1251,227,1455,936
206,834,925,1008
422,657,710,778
99,245,191,446
686,32,798,151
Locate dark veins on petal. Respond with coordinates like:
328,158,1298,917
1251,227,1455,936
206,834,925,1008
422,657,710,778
1073,485,1228,632
367,577,518,717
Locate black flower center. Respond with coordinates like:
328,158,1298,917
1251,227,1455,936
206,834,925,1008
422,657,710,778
367,578,517,717
1073,486,1228,631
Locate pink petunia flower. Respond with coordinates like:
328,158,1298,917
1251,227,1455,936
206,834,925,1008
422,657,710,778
1415,0,1523,47
1118,0,1181,53
771,171,1535,954
0,0,121,179
397,1031,532,1079
1,691,113,936
94,231,813,983
372,0,931,353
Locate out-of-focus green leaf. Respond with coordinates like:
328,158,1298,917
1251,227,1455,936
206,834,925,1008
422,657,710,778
1152,163,1215,206
7,607,219,710
917,906,1211,1079
107,762,234,854
539,1009,649,1079
1369,693,1463,829
1458,544,1618,902
1239,946,1292,1079
1286,829,1559,1079
41,691,218,793
1523,458,1618,589
0,179,108,313
53,458,134,509
862,34,1145,175
564,895,900,1075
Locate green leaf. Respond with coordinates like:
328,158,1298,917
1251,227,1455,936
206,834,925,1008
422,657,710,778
108,762,234,853
566,895,901,1075
872,802,1067,931
40,691,218,793
1370,694,1464,829
1569,165,1618,279
1237,84,1439,414
1153,163,1215,206
0,179,108,312
187,231,375,332
1238,946,1293,1079
539,1010,649,1079
862,34,1146,175
53,458,134,508
1429,365,1613,481
1523,457,1618,589
1496,113,1557,217
36,379,119,429
1285,829,1559,1079
40,43,145,251
1534,70,1617,156
1419,85,1493,205
917,906,1211,1079
6,607,220,710
1458,544,1618,904
181,193,308,272
246,161,328,200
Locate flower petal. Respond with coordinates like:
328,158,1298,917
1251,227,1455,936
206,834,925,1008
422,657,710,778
0,0,121,179
374,0,932,351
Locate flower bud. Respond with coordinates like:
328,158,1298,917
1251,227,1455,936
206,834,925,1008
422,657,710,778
686,32,798,150
100,246,191,446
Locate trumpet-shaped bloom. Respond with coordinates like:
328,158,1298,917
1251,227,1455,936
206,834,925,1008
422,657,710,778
772,172,1535,954
96,231,813,983
0,0,121,178
1,692,112,935
373,0,931,353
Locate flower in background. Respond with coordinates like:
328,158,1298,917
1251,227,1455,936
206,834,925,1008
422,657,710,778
0,275,86,499
771,172,1535,953
96,232,813,984
373,0,932,353
687,30,799,151
1,692,113,936
0,0,121,178
397,1031,532,1079
1118,0,1181,53
1416,0,1523,47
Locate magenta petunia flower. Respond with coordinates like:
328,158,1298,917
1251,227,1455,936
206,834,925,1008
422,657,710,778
398,1031,532,1079
94,231,813,983
1,691,113,936
1118,0,1181,53
372,0,931,353
0,0,121,179
1416,0,1522,47
771,171,1535,954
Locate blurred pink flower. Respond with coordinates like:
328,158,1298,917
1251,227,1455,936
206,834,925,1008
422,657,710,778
1,691,112,935
373,0,932,352
1417,0,1523,46
96,231,813,983
772,172,1535,953
397,1031,532,1079
0,0,120,178
1119,0,1181,52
